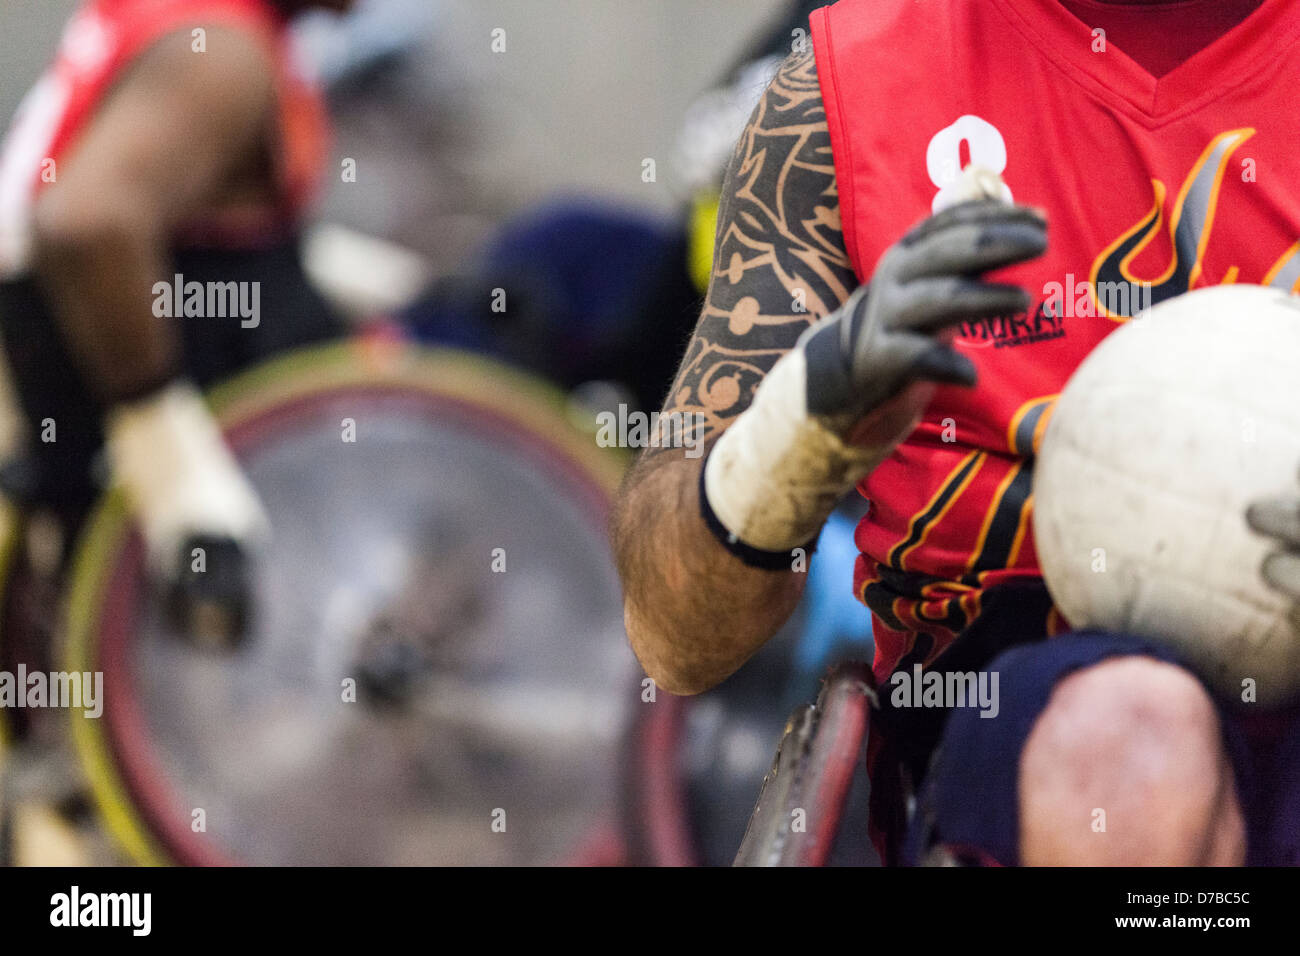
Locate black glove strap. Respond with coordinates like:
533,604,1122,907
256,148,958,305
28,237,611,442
697,454,818,571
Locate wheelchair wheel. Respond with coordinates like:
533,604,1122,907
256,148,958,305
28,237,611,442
61,338,636,865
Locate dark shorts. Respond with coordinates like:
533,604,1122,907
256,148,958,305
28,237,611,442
898,624,1300,866
0,237,342,532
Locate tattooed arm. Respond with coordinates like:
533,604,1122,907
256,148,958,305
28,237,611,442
612,51,856,694
612,51,1046,695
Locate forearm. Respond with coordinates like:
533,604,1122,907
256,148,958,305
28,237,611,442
32,214,178,401
613,449,806,695
612,50,857,695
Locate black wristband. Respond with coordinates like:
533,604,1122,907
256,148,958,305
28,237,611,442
697,452,817,571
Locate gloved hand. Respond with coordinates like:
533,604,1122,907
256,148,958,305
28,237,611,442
105,380,270,644
701,167,1047,567
1247,484,1300,626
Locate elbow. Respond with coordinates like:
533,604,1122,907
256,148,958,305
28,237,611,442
641,660,713,698
624,606,719,697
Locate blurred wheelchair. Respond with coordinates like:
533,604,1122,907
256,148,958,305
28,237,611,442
0,332,870,866
39,337,639,865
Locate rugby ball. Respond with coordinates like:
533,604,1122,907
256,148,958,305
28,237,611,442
1032,284,1300,705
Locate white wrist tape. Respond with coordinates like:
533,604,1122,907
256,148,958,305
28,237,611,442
702,348,886,555
106,381,270,578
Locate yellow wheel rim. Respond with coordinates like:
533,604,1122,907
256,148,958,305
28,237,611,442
62,339,624,865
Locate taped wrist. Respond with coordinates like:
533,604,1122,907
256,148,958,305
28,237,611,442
698,459,817,570
700,347,885,563
105,380,269,576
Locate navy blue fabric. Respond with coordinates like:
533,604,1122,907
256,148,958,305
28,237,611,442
901,630,1244,866
1256,710,1300,865
403,198,697,412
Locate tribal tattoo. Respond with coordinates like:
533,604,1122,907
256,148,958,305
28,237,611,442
655,49,857,450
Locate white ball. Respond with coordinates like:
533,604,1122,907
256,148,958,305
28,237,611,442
1033,284,1300,705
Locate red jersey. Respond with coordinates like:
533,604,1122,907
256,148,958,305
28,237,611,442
0,0,328,279
810,0,1300,682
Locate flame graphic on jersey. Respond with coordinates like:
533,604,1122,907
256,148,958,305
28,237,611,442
1089,128,1254,320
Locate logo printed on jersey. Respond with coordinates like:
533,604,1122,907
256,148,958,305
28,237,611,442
957,298,1066,350
958,127,1298,343
1089,128,1300,318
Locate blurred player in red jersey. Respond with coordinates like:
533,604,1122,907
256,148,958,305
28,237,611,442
0,0,354,636
615,0,1300,864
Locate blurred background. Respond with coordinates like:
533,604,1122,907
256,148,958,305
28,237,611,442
0,0,874,867
2,0,788,268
